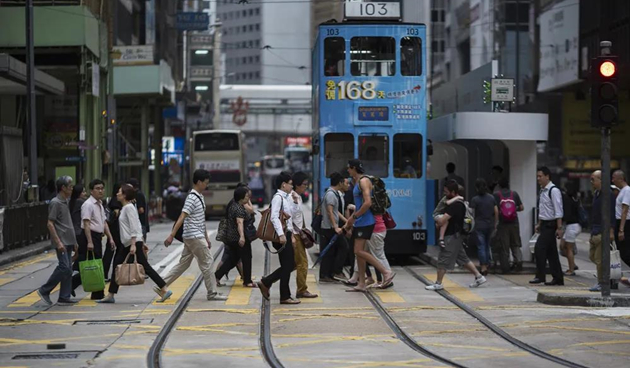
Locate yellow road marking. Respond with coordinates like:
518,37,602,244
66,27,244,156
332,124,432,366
372,289,405,303
423,273,483,302
299,273,322,303
571,339,630,348
225,278,255,305
0,253,55,276
0,278,14,287
74,283,110,307
9,285,60,307
153,276,195,305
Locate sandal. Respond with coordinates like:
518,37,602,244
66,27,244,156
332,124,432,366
243,282,258,288
438,239,446,248
345,286,367,292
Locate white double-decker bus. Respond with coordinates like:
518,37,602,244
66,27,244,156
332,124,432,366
191,130,245,217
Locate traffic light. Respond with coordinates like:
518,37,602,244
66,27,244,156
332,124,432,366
591,56,619,128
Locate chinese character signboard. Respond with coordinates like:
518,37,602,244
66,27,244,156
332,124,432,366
176,12,209,31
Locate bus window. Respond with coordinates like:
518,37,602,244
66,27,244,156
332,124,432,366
325,133,354,177
195,132,239,151
400,37,422,76
359,134,389,178
324,37,345,76
350,37,395,77
393,134,422,178
264,157,284,170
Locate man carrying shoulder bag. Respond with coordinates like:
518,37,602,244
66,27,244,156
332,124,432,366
163,169,227,301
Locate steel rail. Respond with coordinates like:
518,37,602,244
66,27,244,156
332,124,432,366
403,265,589,368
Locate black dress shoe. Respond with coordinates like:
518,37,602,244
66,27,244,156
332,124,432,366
544,279,564,286
529,278,545,284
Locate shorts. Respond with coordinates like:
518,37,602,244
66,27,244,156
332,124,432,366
353,225,375,240
563,223,582,243
437,233,471,271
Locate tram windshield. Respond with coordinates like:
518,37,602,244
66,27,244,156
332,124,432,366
359,134,389,178
264,157,284,170
400,37,423,76
324,133,354,177
350,37,395,77
393,134,423,178
324,37,345,76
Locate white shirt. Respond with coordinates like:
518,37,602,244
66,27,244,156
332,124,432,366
119,203,143,247
538,182,563,221
615,185,630,220
290,191,304,230
271,190,293,235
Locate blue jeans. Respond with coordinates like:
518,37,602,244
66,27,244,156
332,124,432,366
40,244,74,299
475,228,493,266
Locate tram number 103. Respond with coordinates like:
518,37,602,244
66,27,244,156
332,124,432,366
335,81,377,100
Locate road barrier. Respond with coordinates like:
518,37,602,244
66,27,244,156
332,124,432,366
0,203,49,252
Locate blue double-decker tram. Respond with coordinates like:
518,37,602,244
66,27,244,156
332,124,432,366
312,4,428,255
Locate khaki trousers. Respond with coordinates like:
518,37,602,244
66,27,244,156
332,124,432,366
589,234,603,283
163,237,218,297
293,235,309,295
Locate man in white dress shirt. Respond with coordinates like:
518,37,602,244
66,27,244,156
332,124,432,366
531,167,565,286
612,170,630,287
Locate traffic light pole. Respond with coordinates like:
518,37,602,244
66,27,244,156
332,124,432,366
599,41,612,298
601,126,611,297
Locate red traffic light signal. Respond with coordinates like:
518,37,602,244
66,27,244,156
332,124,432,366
600,60,616,77
591,56,619,128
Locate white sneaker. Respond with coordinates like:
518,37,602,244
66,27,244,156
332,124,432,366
207,293,228,301
470,275,487,288
425,283,444,291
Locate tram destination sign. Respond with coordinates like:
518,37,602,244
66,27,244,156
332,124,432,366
491,78,515,102
344,2,401,20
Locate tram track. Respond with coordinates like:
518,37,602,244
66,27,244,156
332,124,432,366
259,247,286,368
147,244,224,368
400,265,590,368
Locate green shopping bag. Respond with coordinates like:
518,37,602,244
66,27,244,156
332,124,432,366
79,251,105,292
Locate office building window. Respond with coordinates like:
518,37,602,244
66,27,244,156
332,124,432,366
248,40,254,47
249,56,254,63
242,25,247,32
242,57,247,64
255,23,260,31
255,39,261,47
249,9,253,16
249,25,254,31
255,8,260,15
242,10,246,17
255,56,260,62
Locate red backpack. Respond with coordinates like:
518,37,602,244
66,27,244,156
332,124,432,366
498,191,517,223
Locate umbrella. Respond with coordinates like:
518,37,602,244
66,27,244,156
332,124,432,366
312,230,347,268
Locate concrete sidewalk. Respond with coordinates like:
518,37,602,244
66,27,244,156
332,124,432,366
0,240,52,268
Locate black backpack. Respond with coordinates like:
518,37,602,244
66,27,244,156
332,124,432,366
359,176,391,215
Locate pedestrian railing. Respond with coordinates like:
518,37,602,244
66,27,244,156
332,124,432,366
0,203,49,252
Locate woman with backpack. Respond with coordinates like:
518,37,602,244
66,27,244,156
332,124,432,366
560,183,583,276
470,178,498,276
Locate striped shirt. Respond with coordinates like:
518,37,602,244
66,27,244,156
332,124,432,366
538,182,563,221
182,190,206,239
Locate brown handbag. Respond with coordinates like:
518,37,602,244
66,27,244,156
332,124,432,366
256,195,290,242
297,227,316,249
115,252,146,286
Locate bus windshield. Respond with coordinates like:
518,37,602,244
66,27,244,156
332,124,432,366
195,133,240,151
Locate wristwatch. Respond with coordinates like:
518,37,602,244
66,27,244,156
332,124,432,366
352,214,358,220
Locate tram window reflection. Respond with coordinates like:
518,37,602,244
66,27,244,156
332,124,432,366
350,37,395,77
359,135,389,178
393,134,422,178
324,37,345,76
400,37,422,76
324,133,354,177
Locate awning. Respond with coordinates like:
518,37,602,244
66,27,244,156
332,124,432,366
0,54,65,95
113,60,175,104
428,112,549,142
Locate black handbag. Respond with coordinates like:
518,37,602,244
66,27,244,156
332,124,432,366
245,215,257,241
